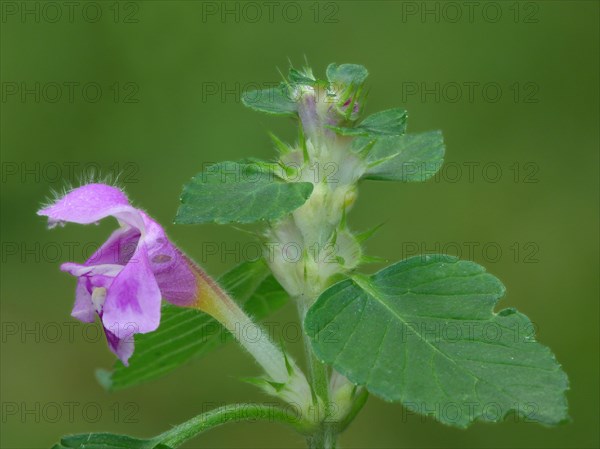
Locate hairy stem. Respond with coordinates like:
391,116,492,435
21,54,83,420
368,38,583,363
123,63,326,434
262,80,369,447
157,403,307,447
199,270,290,382
297,299,330,406
190,260,313,412
297,294,336,448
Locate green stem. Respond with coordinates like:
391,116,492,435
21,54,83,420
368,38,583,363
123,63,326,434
297,300,330,404
190,261,313,413
305,429,337,449
156,403,307,448
297,299,337,449
194,264,296,384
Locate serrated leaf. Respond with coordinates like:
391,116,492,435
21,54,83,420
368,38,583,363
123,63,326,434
54,433,166,449
241,84,297,116
326,63,368,88
305,255,569,428
360,130,445,182
330,109,407,137
102,260,289,391
175,161,313,224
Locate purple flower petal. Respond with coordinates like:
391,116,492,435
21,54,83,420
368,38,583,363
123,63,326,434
101,243,162,336
71,278,96,323
85,226,141,267
104,326,135,366
139,211,198,306
37,184,143,229
61,262,124,279
63,263,121,323
151,250,198,306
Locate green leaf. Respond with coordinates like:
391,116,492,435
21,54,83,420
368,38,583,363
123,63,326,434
101,260,289,391
326,63,368,88
288,68,316,86
330,109,407,137
241,84,297,116
243,274,289,317
360,130,445,182
53,433,167,449
175,161,313,224
305,255,569,428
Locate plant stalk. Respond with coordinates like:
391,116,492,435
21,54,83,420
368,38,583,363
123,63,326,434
190,260,313,412
157,403,307,447
297,297,337,449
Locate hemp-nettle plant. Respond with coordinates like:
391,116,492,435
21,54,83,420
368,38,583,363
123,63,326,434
42,63,568,449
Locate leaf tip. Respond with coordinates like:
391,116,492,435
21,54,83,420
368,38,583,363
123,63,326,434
95,368,114,391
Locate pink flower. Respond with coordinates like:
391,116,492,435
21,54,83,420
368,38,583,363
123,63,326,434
38,184,198,365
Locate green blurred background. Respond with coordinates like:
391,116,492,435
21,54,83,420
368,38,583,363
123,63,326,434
1,1,598,448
